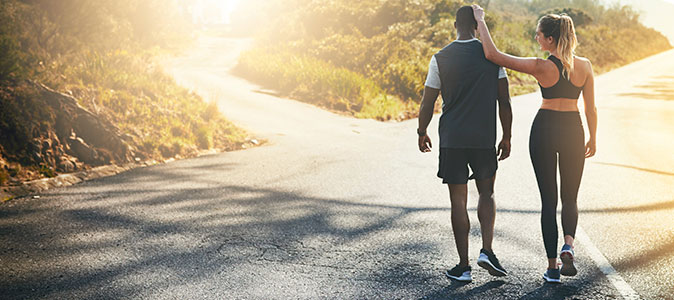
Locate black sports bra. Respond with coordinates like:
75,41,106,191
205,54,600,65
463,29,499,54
538,56,584,100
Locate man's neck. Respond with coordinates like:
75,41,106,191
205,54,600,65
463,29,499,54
456,32,476,40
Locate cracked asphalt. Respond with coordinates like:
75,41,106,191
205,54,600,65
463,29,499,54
1,35,673,299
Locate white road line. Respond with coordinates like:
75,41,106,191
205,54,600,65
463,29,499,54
576,226,640,300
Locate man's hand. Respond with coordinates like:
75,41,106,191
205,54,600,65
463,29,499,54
419,134,432,153
497,138,511,160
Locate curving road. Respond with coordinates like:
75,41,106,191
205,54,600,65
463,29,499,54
1,34,673,299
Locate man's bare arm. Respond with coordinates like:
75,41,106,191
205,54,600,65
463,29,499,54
496,77,512,160
417,86,440,152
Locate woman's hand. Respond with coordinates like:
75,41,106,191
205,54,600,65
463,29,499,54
585,139,596,158
472,4,485,22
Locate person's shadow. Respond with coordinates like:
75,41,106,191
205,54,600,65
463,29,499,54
421,279,506,299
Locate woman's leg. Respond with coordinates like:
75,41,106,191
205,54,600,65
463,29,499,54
558,126,586,246
530,121,559,269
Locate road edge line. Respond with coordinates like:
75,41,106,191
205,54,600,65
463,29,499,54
576,226,640,300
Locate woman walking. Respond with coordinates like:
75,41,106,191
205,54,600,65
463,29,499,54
471,5,597,283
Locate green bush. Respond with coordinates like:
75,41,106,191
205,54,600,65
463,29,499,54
0,35,21,81
195,125,213,149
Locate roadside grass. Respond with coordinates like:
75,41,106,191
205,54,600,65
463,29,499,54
236,48,415,121
36,48,249,159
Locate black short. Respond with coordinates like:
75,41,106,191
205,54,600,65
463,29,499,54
437,148,498,184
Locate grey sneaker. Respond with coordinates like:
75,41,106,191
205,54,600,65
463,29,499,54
560,244,577,276
543,268,562,283
477,249,507,277
445,264,472,282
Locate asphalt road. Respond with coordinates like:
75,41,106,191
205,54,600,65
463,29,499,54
1,35,672,299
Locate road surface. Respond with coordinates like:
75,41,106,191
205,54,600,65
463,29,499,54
1,34,673,299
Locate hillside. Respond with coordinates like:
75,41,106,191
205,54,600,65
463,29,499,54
0,1,250,188
233,0,672,121
608,0,674,44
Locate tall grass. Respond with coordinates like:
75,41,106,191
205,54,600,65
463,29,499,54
236,48,413,120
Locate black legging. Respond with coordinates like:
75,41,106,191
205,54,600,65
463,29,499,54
529,109,585,259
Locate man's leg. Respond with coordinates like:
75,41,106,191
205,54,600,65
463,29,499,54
475,176,496,252
470,149,507,276
448,183,470,267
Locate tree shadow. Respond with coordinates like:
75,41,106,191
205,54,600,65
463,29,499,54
0,168,456,298
593,162,674,176
422,280,506,299
618,79,674,100
614,238,674,271
0,162,658,299
519,279,588,300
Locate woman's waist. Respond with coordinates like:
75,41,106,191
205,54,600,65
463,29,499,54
534,108,583,127
540,98,579,112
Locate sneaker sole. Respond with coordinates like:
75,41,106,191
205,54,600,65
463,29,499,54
477,258,507,277
543,274,562,284
560,251,577,276
445,270,472,283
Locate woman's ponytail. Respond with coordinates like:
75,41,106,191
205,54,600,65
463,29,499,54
556,14,578,78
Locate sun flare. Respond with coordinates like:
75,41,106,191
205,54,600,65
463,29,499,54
188,0,240,24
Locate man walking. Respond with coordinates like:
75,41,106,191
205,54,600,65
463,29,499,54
417,6,512,283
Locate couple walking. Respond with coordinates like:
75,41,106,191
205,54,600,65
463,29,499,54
417,5,597,284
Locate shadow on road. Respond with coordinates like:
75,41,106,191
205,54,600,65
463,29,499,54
0,163,621,299
614,238,674,271
618,77,674,100
593,162,674,176
518,274,604,300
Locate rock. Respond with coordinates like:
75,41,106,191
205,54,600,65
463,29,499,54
67,137,99,165
33,81,134,164
41,140,51,150
121,133,135,142
57,157,75,173
158,144,174,158
31,151,43,163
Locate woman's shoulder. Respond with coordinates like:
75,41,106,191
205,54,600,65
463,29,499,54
574,56,592,67
574,56,593,74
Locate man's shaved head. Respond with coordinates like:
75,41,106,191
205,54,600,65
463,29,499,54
456,6,477,31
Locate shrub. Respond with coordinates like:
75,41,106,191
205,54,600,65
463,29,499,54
195,125,213,150
0,168,8,185
0,35,21,81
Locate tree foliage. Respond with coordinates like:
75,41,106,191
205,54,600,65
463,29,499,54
235,0,672,120
0,0,247,182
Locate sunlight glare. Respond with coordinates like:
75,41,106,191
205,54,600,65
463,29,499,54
188,0,240,25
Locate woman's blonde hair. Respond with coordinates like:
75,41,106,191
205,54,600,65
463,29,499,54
538,14,578,78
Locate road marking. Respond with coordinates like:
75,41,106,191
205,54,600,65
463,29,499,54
576,226,640,300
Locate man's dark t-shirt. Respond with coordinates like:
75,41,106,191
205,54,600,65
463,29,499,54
425,39,504,149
